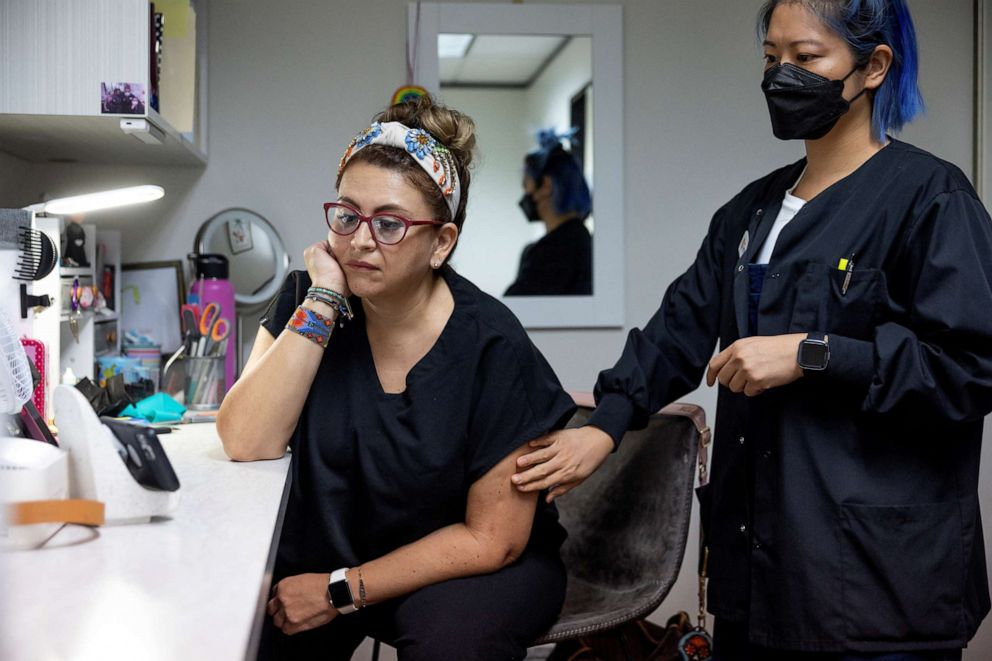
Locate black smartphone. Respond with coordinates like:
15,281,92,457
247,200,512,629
100,418,180,492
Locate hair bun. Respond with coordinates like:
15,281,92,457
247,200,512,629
376,94,477,171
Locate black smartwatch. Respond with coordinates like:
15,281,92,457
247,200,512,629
327,568,357,614
797,332,830,372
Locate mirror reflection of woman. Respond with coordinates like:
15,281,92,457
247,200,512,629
504,131,593,296
218,96,574,660
514,1,992,659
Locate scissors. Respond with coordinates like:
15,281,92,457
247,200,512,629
197,302,230,356
203,318,230,356
181,304,201,345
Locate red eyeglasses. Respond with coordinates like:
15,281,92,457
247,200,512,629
323,201,447,245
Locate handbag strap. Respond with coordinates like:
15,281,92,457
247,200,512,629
658,402,710,488
659,403,712,632
695,486,711,632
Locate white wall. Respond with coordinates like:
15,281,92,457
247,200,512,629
441,87,537,295
524,36,592,138
0,0,987,656
523,35,595,233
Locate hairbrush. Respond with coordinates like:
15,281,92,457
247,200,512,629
13,226,58,281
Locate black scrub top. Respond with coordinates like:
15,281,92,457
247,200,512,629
504,217,592,296
589,140,992,652
260,266,575,579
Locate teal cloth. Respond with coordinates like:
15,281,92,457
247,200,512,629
120,392,186,423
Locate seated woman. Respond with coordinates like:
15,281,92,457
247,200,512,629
505,130,593,296
217,95,575,661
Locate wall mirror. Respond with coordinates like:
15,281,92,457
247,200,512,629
409,3,624,328
193,207,290,309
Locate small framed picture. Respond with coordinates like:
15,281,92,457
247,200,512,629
227,217,254,255
100,82,147,115
121,261,186,352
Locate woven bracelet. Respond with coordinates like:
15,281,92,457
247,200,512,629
285,306,334,348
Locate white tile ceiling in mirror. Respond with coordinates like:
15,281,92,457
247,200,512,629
439,34,568,87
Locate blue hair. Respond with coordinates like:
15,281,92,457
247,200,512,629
524,129,593,219
757,0,925,141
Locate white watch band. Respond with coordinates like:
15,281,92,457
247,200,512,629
327,567,357,614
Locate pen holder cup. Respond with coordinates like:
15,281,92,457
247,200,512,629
184,356,225,411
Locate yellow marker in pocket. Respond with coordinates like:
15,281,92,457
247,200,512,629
837,258,850,271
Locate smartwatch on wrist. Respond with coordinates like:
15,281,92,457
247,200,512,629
797,332,830,372
327,568,357,614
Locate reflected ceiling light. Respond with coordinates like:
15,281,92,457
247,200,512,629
438,33,474,58
33,185,165,215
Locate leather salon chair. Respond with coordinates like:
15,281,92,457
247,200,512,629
371,394,707,660
534,396,706,650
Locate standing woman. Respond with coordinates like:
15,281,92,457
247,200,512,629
505,130,593,296
513,1,992,658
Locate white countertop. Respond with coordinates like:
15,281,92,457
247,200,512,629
0,423,291,661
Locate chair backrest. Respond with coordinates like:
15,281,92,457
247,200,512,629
541,404,702,639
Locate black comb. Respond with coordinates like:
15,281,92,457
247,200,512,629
13,226,58,281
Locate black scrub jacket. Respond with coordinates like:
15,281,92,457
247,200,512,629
504,217,593,296
589,140,992,652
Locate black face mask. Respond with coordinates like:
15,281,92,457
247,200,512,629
518,193,542,222
761,62,866,140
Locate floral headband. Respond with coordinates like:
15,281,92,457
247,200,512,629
338,121,461,220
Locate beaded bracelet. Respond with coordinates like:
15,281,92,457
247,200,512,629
309,286,352,314
305,293,349,327
285,306,334,348
307,286,354,323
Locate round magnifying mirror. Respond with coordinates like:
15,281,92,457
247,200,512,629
194,208,290,308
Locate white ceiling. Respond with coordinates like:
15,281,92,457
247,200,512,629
439,34,569,87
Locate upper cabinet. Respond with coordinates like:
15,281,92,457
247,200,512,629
0,0,207,166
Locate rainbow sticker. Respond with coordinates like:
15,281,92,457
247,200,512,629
391,85,429,106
